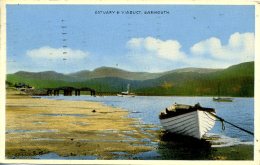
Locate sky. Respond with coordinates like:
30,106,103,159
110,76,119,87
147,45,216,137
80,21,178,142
6,5,255,73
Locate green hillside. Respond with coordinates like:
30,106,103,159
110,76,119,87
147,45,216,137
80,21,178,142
6,61,254,97
69,66,163,81
136,62,254,96
14,71,75,82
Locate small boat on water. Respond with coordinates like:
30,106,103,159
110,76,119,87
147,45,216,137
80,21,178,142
213,84,233,102
117,84,135,97
213,97,233,102
159,103,216,139
117,92,135,97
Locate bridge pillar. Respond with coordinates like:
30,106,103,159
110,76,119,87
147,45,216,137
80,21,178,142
54,90,59,96
75,90,80,96
47,90,53,96
63,89,72,96
90,90,96,96
68,90,72,96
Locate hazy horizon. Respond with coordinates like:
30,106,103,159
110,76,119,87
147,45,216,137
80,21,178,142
7,60,254,75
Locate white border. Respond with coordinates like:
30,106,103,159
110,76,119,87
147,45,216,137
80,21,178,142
0,0,259,164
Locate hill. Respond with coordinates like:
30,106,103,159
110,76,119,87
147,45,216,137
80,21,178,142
68,66,162,81
136,62,254,96
6,61,254,96
14,71,74,81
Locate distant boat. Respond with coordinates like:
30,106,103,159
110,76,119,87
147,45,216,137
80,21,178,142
117,84,135,97
213,84,233,102
159,103,216,139
213,97,233,102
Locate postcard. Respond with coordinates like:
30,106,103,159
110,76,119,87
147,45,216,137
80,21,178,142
0,0,259,164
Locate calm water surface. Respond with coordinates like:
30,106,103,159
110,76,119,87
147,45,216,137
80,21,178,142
45,95,254,144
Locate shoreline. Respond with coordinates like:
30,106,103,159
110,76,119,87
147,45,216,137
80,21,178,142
6,88,159,159
5,88,254,160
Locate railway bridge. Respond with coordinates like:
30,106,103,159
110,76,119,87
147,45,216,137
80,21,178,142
45,86,96,96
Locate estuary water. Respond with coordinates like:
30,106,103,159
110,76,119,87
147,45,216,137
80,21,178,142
44,95,254,145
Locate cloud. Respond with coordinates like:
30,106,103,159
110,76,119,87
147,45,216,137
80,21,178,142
19,33,254,73
127,37,186,61
190,32,254,62
124,32,254,72
26,46,89,60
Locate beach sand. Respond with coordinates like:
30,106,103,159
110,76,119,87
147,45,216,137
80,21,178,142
5,88,254,160
5,88,158,159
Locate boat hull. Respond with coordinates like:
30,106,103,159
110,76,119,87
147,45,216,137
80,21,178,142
160,110,216,139
117,94,135,97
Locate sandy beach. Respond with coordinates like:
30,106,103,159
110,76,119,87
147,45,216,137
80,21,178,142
5,88,158,159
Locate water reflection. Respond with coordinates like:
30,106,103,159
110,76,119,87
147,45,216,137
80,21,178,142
157,131,212,160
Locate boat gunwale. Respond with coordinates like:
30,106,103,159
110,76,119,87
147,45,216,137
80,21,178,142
159,103,215,120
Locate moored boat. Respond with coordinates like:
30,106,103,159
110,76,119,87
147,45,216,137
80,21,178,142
117,93,135,97
213,97,233,102
159,103,216,139
213,84,233,102
117,84,135,97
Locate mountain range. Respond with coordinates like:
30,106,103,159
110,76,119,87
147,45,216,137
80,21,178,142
6,61,254,97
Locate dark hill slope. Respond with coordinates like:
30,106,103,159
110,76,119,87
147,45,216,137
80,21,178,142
136,62,254,96
6,62,254,96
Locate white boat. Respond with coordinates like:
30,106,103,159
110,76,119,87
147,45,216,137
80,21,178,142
117,84,135,97
159,103,216,139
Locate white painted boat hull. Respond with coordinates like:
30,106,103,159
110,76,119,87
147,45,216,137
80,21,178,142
117,94,135,97
160,110,216,139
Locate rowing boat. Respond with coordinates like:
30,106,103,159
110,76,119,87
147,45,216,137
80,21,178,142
159,103,216,139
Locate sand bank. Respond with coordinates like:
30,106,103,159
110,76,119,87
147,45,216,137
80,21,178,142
6,88,158,159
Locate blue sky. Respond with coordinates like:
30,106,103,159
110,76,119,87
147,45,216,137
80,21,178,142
7,5,255,73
